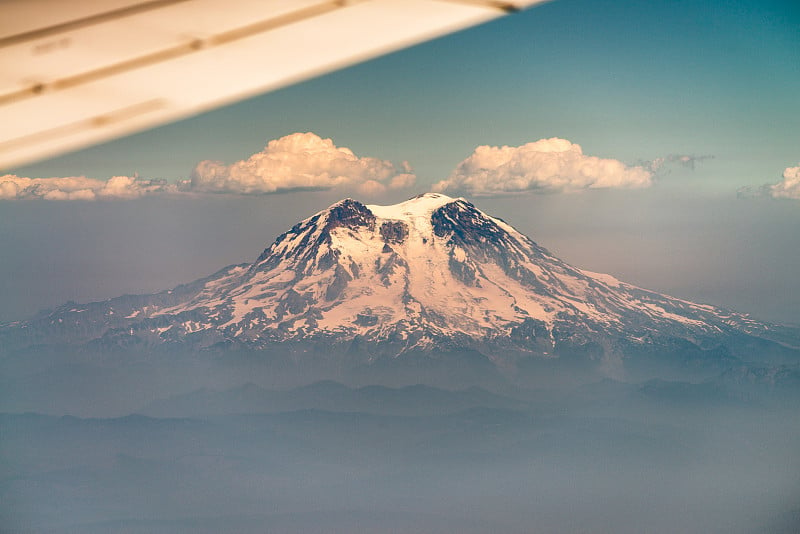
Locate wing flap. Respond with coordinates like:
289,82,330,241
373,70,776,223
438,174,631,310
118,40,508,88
0,0,548,169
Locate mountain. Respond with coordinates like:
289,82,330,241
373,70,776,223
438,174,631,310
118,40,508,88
137,380,528,418
1,193,797,384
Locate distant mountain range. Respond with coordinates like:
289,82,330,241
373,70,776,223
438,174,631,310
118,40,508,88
2,193,798,385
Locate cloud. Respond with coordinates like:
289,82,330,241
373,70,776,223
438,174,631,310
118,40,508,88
647,154,714,173
738,164,800,201
0,174,174,200
432,138,653,196
767,165,800,200
0,133,415,201
185,132,415,196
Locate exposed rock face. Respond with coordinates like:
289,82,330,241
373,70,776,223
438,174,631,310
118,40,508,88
380,221,408,244
326,198,377,232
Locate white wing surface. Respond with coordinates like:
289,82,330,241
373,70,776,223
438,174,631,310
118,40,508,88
0,0,547,169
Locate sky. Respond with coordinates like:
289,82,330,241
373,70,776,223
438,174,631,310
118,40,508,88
1,0,799,324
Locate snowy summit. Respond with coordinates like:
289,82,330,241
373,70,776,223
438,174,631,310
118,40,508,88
2,193,772,368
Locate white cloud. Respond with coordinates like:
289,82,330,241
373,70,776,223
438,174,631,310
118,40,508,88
0,174,174,201
768,165,800,200
432,138,652,196
186,132,415,196
0,132,415,201
738,164,800,201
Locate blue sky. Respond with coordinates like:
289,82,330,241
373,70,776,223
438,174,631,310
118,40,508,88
2,0,799,323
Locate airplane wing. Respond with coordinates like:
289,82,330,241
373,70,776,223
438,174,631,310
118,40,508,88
0,0,547,169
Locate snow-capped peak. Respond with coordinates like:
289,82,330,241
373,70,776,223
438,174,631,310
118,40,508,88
367,192,460,221
8,194,768,361
133,194,750,352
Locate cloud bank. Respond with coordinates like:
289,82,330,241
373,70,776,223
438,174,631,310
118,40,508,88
2,133,716,202
187,132,415,196
1,133,414,201
433,138,653,196
0,174,174,200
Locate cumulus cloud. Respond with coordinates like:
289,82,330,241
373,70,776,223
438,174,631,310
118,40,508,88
185,132,415,196
432,138,653,196
0,133,414,201
767,165,800,200
0,174,174,200
740,164,800,200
